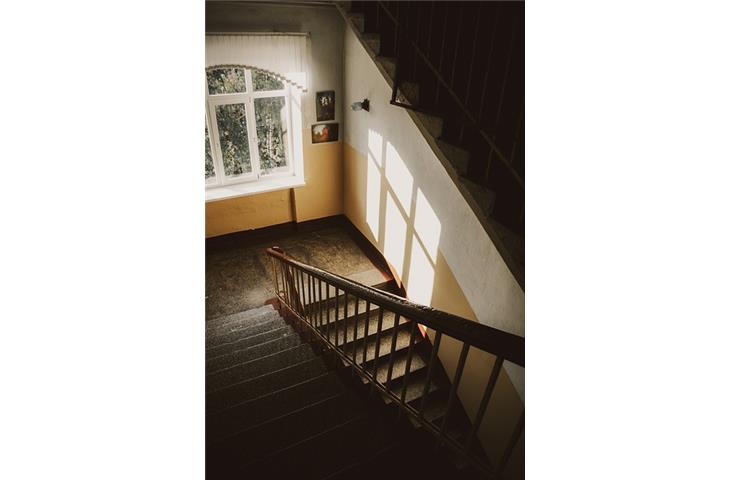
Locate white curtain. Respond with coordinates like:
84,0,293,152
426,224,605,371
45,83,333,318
205,34,308,90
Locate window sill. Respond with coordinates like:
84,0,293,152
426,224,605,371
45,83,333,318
205,176,305,203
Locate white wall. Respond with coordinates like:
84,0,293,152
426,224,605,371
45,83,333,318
342,26,525,397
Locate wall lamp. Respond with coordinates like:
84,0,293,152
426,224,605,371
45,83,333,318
350,98,370,112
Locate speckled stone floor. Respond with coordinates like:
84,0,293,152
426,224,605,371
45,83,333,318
205,225,382,320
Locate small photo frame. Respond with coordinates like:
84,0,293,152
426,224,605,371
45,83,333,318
316,90,335,121
311,123,339,144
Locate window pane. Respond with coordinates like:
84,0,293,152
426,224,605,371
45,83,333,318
215,103,252,177
254,96,289,173
207,68,247,95
252,70,284,91
205,124,215,180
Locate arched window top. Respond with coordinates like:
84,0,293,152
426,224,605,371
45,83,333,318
205,34,308,91
206,66,288,95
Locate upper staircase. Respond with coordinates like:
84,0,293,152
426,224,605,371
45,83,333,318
336,1,525,287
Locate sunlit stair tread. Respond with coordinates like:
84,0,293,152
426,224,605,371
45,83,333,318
206,356,329,414
361,345,428,384
341,321,422,367
317,308,400,345
206,330,302,374
205,315,286,349
206,304,279,332
206,343,316,393
206,324,291,359
207,371,345,439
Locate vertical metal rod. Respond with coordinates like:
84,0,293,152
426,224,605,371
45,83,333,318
307,273,313,324
317,279,324,329
334,287,340,348
271,257,279,298
427,1,435,60
496,411,525,476
280,263,289,307
352,297,360,362
418,330,442,420
434,5,449,106
477,7,500,124
412,2,421,78
439,343,470,440
369,308,385,394
398,321,420,416
362,301,371,366
509,102,524,166
459,3,482,144
297,269,305,318
449,5,464,86
384,314,401,390
342,291,349,352
483,17,517,185
464,356,504,453
325,281,331,342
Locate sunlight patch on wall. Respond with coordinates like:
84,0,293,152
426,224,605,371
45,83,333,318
383,191,408,277
413,188,441,263
384,142,413,213
367,129,383,167
407,237,436,306
365,155,382,241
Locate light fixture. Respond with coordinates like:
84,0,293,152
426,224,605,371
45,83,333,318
350,98,370,112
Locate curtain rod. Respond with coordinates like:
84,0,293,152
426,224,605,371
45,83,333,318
205,32,310,36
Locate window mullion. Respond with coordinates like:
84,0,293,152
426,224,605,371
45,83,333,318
207,101,226,186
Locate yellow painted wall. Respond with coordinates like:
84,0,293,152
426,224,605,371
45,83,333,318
293,139,344,222
205,189,293,238
206,129,344,238
343,141,524,478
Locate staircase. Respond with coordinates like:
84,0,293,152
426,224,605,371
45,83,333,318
206,247,524,479
336,1,525,288
206,293,483,478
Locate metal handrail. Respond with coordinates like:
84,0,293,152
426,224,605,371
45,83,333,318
376,1,525,191
267,246,524,477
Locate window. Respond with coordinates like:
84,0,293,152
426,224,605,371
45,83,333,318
205,67,297,191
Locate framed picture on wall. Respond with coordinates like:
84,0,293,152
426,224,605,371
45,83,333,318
316,90,335,121
311,123,339,144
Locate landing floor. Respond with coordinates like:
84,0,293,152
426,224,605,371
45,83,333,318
205,220,384,320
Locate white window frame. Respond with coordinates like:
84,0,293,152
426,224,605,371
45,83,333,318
205,67,304,201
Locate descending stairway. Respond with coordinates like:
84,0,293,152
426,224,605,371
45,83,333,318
206,277,488,479
336,1,525,288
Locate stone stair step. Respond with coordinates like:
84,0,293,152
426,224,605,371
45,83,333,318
207,371,346,440
205,304,279,334
360,32,381,55
206,324,291,359
416,112,444,138
341,320,421,367
206,356,329,414
460,177,497,217
205,313,286,349
206,343,316,393
349,12,365,32
376,56,396,79
383,368,441,406
361,346,428,384
206,330,302,374
436,139,470,175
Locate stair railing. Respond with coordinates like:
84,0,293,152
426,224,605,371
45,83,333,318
267,246,524,478
376,1,524,192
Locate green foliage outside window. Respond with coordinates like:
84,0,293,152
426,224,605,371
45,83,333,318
207,68,247,95
205,125,215,178
252,70,284,91
255,97,288,173
215,103,251,176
